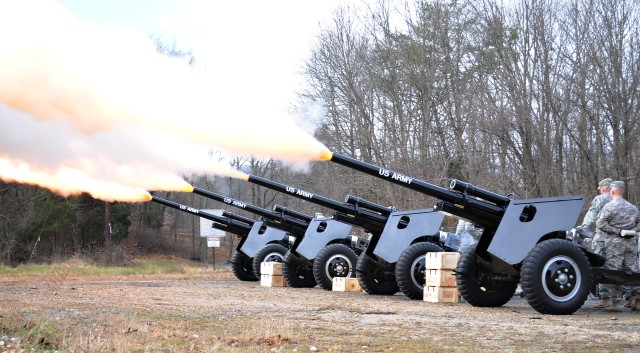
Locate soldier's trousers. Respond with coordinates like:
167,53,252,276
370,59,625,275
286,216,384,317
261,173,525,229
593,241,610,298
601,235,640,300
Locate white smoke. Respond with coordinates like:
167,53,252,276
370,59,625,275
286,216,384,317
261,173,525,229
0,0,329,201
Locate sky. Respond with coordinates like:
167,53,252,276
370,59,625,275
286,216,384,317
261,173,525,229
57,0,347,113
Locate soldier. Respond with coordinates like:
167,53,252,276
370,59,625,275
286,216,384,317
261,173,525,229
455,219,482,241
594,181,640,311
580,178,612,298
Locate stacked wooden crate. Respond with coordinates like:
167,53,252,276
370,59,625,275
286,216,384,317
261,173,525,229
260,262,286,287
332,277,362,292
423,252,460,303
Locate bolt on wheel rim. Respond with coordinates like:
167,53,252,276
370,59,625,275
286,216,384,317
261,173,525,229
542,255,581,302
325,254,353,278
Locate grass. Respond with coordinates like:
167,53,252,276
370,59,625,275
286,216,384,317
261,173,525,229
0,255,219,280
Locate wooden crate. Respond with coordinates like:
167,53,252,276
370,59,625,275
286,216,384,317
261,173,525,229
260,262,283,276
424,269,457,287
423,286,459,303
332,277,362,292
260,274,286,287
425,252,460,270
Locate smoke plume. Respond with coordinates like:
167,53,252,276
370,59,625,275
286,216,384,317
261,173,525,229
0,0,329,201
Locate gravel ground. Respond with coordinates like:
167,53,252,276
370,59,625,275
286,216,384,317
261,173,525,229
2,272,640,352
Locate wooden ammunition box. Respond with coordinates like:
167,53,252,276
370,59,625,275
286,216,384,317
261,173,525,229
423,286,459,303
332,277,363,292
260,261,283,276
260,274,286,287
424,269,457,287
425,252,460,270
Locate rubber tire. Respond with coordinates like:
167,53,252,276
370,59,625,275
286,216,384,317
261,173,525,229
252,243,287,277
356,253,399,295
395,242,443,300
230,251,258,281
520,239,591,315
456,248,518,307
282,251,317,288
313,244,358,290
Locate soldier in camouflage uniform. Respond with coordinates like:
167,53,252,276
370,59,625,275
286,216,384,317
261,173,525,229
594,181,640,311
455,219,483,241
580,178,612,298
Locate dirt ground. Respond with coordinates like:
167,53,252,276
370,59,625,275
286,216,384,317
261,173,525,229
2,270,640,352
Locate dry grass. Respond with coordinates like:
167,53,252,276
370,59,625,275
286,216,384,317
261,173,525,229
2,258,638,352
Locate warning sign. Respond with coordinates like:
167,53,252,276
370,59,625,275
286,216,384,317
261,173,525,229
207,236,221,248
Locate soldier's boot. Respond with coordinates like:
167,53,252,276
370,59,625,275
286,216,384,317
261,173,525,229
624,298,636,309
632,299,640,312
594,298,614,309
606,299,622,311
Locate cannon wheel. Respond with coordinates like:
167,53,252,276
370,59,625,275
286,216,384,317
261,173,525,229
456,248,518,307
282,251,317,288
395,242,443,300
356,253,399,295
520,239,591,315
313,244,358,290
230,251,258,281
251,243,287,277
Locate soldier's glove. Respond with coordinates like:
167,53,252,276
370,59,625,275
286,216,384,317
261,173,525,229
620,230,637,237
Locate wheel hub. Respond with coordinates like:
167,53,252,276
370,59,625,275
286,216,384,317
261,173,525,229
542,256,580,302
326,254,353,278
264,252,283,263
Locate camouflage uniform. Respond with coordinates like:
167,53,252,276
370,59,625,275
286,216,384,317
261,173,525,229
582,191,613,298
455,219,483,241
596,195,640,302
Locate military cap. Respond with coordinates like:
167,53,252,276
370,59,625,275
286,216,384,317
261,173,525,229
610,180,625,189
598,178,613,187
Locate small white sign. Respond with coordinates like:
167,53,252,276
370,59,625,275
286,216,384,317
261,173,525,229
207,236,221,248
199,209,226,237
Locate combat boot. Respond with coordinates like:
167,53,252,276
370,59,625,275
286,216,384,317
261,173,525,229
607,300,622,311
624,298,636,309
594,298,613,309
632,299,640,312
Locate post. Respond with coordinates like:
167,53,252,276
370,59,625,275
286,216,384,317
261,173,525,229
105,201,111,265
212,246,216,270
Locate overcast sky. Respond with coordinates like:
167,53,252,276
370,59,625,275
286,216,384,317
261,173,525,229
57,0,349,112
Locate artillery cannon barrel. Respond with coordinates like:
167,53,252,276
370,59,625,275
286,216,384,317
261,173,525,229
192,187,279,221
272,204,313,223
191,186,309,235
344,195,394,216
246,175,388,223
221,211,255,226
328,152,505,217
150,196,252,233
450,179,510,207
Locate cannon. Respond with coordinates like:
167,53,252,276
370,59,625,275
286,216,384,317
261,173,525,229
190,187,363,289
245,175,456,299
189,187,319,282
149,195,288,282
321,152,640,315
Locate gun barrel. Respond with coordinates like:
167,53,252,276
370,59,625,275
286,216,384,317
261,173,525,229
150,196,252,232
273,204,313,223
192,187,277,220
328,152,505,217
246,175,388,224
450,179,510,206
221,211,255,226
247,175,353,214
344,195,394,215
